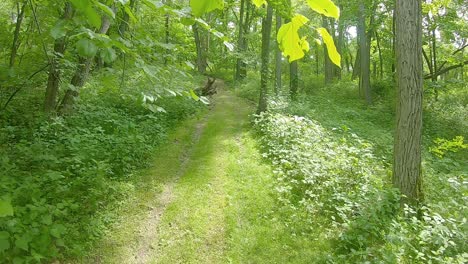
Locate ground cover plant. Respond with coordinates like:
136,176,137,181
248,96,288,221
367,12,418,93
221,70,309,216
1,0,467,263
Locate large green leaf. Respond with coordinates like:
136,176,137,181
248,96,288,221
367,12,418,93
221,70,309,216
190,0,223,17
0,232,10,253
306,0,340,19
94,2,116,19
70,0,102,28
277,15,310,62
317,27,341,67
0,199,13,217
76,38,98,58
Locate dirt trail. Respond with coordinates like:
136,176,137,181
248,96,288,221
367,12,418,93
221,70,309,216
84,88,276,264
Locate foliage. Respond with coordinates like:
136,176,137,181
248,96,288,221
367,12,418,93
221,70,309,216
0,73,202,262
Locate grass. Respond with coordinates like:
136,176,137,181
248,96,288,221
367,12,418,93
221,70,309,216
75,89,329,263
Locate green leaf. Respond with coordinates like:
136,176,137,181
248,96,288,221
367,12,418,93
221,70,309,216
50,224,66,238
252,0,267,7
277,15,310,62
317,27,341,67
190,0,223,17
124,5,137,22
50,20,68,39
189,89,200,101
85,6,102,28
94,2,116,19
306,0,340,19
76,38,98,58
100,48,117,63
0,199,14,217
0,232,10,253
70,0,102,28
15,234,32,251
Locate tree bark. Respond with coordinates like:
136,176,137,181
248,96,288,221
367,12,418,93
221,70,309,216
119,0,136,37
275,11,282,95
59,13,112,114
322,17,334,84
290,60,298,99
9,1,27,68
393,0,424,206
44,2,73,113
235,0,246,80
193,23,207,74
257,4,273,114
358,2,371,104
375,30,384,79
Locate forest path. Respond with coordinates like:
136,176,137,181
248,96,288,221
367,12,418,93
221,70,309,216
85,89,295,263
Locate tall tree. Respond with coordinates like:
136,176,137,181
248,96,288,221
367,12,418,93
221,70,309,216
44,2,73,113
358,2,371,104
59,12,113,114
275,11,282,95
257,3,273,114
235,0,246,80
393,0,424,206
9,1,27,68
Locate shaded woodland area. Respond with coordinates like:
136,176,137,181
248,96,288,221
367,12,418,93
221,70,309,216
0,0,466,263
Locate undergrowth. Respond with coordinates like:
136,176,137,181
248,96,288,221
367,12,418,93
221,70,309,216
246,75,467,263
0,69,203,262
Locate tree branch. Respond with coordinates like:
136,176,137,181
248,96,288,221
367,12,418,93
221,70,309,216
424,60,467,79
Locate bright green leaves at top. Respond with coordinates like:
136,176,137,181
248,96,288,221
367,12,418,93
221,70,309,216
252,0,267,7
70,0,102,28
190,0,224,17
317,27,341,67
305,0,340,19
277,15,310,62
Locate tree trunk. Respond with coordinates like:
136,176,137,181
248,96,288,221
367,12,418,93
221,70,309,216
358,2,371,104
9,1,27,68
375,30,384,79
193,23,207,74
44,2,73,113
164,0,171,65
393,0,424,206
119,0,136,37
322,17,334,84
315,43,320,76
235,0,246,80
290,61,298,99
352,49,360,80
257,4,273,114
59,13,112,114
275,11,282,95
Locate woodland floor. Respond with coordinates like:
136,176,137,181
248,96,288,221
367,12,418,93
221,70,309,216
73,89,322,264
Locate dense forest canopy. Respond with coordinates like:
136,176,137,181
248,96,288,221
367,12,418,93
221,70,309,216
0,0,467,263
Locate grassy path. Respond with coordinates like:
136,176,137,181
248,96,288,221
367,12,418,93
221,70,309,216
83,89,321,264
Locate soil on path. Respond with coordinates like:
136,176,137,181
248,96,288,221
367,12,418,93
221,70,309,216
83,88,279,264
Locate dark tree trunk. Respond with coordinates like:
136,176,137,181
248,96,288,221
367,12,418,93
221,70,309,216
193,23,207,74
375,30,384,79
358,2,371,104
44,2,73,113
59,13,112,114
275,11,282,95
119,0,136,37
352,49,360,80
257,4,273,114
322,17,334,84
235,0,246,80
9,1,27,68
290,61,298,99
393,0,424,206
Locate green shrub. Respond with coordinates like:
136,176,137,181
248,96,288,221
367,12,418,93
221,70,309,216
0,72,202,262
